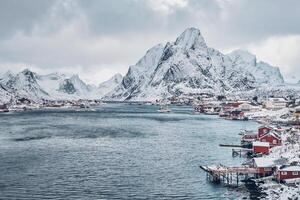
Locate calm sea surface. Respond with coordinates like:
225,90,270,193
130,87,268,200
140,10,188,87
0,103,260,200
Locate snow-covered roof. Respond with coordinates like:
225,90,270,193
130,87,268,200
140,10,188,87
259,131,281,140
253,141,270,147
258,125,273,129
295,106,300,112
254,157,275,167
267,97,288,102
279,165,300,172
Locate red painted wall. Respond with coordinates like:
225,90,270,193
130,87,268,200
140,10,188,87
257,167,273,176
253,145,269,154
277,171,300,181
259,135,281,147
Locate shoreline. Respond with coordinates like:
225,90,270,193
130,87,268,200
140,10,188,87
1,103,299,198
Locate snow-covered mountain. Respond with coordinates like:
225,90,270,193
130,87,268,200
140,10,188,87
105,27,286,101
0,69,121,103
1,27,298,103
0,69,49,101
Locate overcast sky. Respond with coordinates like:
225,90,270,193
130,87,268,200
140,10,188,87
0,0,299,84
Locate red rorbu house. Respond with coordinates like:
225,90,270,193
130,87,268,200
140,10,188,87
253,157,276,177
253,141,270,155
258,126,273,138
242,133,257,142
276,165,300,182
222,102,243,111
229,110,247,120
259,131,282,147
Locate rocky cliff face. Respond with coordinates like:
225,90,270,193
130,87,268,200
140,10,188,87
105,28,285,101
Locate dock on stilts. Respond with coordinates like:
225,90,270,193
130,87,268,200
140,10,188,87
231,148,253,157
199,164,258,187
218,144,253,157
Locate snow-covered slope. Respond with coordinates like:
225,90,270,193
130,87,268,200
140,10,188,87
228,50,284,85
0,84,13,104
0,69,117,102
97,73,122,97
0,69,49,101
0,69,126,103
105,27,287,101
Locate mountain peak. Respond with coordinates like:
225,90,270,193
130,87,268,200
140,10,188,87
19,68,38,82
174,27,206,50
21,68,34,74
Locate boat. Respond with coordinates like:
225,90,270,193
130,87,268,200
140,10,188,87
80,103,90,109
157,105,171,113
204,107,219,115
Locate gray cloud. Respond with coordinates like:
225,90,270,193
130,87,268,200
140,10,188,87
0,0,54,38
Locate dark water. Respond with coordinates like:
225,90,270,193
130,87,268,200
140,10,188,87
0,104,259,200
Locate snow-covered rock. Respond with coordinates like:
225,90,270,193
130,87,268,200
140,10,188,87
105,27,286,101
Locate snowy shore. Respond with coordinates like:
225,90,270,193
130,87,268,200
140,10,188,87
244,107,300,199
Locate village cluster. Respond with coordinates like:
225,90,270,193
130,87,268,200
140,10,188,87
195,96,300,198
0,98,105,112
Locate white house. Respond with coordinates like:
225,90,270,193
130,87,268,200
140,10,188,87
264,98,288,110
238,102,261,112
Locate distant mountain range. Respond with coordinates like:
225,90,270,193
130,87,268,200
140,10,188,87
0,69,122,103
0,27,299,103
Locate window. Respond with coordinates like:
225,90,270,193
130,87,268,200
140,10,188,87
273,140,277,144
264,168,272,172
281,172,287,175
262,139,266,142
292,172,298,176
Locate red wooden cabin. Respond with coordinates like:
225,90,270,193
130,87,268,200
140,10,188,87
276,165,300,182
253,157,275,177
259,131,282,147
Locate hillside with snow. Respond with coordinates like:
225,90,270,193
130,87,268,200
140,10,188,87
97,73,123,97
104,27,295,101
0,69,121,103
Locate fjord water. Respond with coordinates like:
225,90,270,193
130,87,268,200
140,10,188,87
0,104,259,199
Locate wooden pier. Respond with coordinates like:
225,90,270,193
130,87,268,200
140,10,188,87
200,164,258,186
219,144,242,148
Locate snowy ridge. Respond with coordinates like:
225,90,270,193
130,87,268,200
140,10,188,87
105,27,289,101
228,50,284,85
0,69,122,103
0,27,298,103
97,73,123,97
